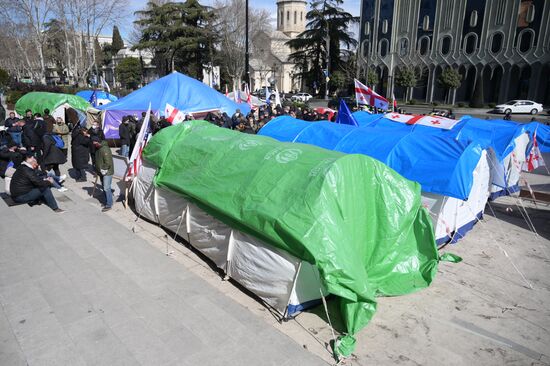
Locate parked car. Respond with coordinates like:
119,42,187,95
291,93,313,102
493,100,543,115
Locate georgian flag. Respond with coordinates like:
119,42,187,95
384,113,460,130
523,132,546,171
245,83,252,107
354,79,389,110
165,103,185,124
128,103,152,179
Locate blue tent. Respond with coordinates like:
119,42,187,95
352,112,528,161
76,90,118,105
258,116,489,201
98,72,250,138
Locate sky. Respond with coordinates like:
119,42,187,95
120,0,361,41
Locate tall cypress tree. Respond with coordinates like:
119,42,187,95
286,0,358,94
112,26,125,54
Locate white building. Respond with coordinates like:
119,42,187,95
102,48,158,88
249,0,307,93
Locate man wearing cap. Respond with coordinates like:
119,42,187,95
92,137,114,212
10,154,64,212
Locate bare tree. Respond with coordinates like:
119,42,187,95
55,0,129,86
0,0,55,84
214,0,271,89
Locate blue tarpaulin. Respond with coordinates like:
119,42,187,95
98,72,250,138
352,112,528,162
258,116,489,200
76,90,118,104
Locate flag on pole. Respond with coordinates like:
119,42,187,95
274,85,282,107
524,132,546,171
336,99,359,126
392,93,398,112
88,90,98,108
128,103,151,178
245,84,252,107
354,79,389,110
225,84,229,97
265,85,271,103
164,103,185,124
101,76,110,93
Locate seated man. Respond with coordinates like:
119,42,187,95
9,154,64,213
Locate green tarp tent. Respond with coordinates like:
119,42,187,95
142,121,453,358
15,91,90,116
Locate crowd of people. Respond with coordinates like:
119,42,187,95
0,108,114,213
202,103,340,134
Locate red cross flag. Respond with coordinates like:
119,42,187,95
415,115,460,129
523,132,546,171
354,79,389,110
384,113,460,130
165,103,185,124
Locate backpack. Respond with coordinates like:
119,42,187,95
51,134,64,149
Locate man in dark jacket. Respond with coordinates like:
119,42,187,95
93,137,114,212
43,109,56,134
10,154,63,212
20,119,43,158
88,121,105,166
4,112,22,146
71,127,90,181
42,133,67,176
118,117,131,157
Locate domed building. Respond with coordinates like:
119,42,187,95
250,0,307,93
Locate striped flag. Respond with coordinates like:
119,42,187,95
128,103,151,178
392,93,397,111
354,79,389,110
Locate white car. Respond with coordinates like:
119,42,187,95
291,93,313,102
494,100,543,115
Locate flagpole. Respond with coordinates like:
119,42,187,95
245,0,250,87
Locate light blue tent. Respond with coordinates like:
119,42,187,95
76,90,118,105
352,112,531,198
98,72,250,138
259,116,496,245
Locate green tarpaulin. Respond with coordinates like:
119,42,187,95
15,92,90,116
143,120,443,357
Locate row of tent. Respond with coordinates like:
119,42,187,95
131,113,547,358
14,72,251,138
259,112,548,245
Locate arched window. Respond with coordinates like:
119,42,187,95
287,11,290,21
463,33,477,55
301,12,303,21
364,21,370,36
418,36,430,55
294,11,297,24
441,36,451,56
280,11,283,26
380,39,389,57
491,32,504,54
518,29,534,53
398,38,409,57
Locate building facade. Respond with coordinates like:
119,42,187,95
249,0,307,93
358,0,550,105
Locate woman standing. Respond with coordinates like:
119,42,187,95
52,118,70,158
